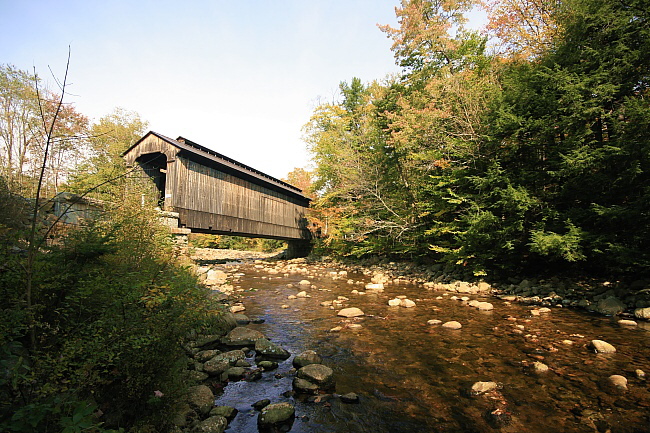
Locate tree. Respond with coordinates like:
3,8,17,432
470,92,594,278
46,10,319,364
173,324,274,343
67,108,148,199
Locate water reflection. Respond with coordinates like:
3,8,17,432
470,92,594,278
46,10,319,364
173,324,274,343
215,262,650,433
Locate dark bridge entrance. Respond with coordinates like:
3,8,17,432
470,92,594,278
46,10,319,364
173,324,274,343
123,131,311,256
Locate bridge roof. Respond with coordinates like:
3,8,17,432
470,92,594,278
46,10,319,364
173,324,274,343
125,131,311,203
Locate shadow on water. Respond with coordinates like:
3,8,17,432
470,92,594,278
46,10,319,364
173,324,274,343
214,261,650,433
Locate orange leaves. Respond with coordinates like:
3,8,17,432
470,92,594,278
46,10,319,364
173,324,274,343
485,0,563,60
379,0,481,68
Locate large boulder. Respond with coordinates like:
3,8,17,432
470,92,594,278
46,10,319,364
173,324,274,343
187,385,215,416
255,338,291,360
593,297,626,316
194,415,228,433
257,402,295,432
293,350,322,368
296,364,335,391
222,327,265,346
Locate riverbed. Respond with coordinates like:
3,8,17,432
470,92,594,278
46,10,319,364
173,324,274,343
199,253,650,433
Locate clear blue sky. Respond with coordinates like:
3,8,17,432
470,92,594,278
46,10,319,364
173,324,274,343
0,0,485,180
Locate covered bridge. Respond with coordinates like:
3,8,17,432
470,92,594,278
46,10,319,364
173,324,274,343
123,131,311,254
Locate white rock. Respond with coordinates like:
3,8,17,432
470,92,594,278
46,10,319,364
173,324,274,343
337,307,365,318
471,381,498,394
532,361,549,373
427,319,442,325
388,298,401,307
400,299,416,308
296,291,309,298
476,302,494,311
299,280,311,286
365,283,385,291
634,307,650,319
590,339,616,354
618,319,637,326
287,295,297,300
371,273,389,284
635,369,646,380
347,324,363,330
230,305,246,313
330,326,343,332
442,321,462,330
468,300,481,308
538,307,552,313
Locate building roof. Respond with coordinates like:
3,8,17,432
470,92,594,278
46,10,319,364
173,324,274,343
124,131,311,203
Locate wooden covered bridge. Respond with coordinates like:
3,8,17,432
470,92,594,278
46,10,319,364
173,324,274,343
123,131,311,256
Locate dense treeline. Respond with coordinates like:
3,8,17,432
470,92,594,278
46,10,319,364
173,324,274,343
306,0,650,279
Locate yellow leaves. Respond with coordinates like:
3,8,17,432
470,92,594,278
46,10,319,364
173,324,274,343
140,285,169,310
486,0,563,60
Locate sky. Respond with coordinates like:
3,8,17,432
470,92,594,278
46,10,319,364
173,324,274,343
1,0,486,181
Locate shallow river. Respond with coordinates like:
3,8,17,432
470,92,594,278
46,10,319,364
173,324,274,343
211,260,650,433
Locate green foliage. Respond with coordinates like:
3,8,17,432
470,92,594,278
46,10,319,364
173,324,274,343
308,0,650,278
0,179,228,432
189,233,286,253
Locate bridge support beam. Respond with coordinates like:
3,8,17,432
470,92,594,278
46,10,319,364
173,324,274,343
285,239,312,259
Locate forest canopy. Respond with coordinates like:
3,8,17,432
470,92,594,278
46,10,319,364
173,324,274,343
306,0,650,278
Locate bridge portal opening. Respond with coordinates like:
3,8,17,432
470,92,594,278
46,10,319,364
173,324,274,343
136,152,167,206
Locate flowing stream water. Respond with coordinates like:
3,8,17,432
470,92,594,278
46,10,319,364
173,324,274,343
208,258,650,433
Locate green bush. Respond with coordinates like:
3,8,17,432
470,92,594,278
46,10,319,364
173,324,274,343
0,183,227,432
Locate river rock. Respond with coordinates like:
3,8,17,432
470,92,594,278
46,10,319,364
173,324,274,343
442,321,462,330
532,361,549,373
401,298,416,308
222,327,265,346
636,369,646,380
618,319,637,326
365,283,385,292
371,273,389,284
388,298,401,307
299,280,311,285
296,364,335,391
230,305,246,313
257,402,295,432
293,350,322,368
205,269,228,285
258,360,279,371
210,405,238,422
427,319,442,325
634,307,650,319
607,375,628,391
203,359,230,376
594,297,626,316
194,415,228,433
252,399,271,410
293,377,320,394
340,392,360,403
212,349,246,364
233,313,250,325
195,349,221,363
296,290,309,298
590,339,616,354
471,381,498,395
255,338,291,359
337,307,365,318
476,302,494,311
187,385,215,415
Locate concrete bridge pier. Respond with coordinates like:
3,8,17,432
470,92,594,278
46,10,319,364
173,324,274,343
286,239,312,259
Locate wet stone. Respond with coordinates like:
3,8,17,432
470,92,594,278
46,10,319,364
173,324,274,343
590,339,616,354
194,415,228,433
252,399,271,410
471,381,499,395
258,402,295,432
293,350,322,368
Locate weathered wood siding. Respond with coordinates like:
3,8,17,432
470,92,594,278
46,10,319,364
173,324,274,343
123,132,310,240
171,156,307,239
